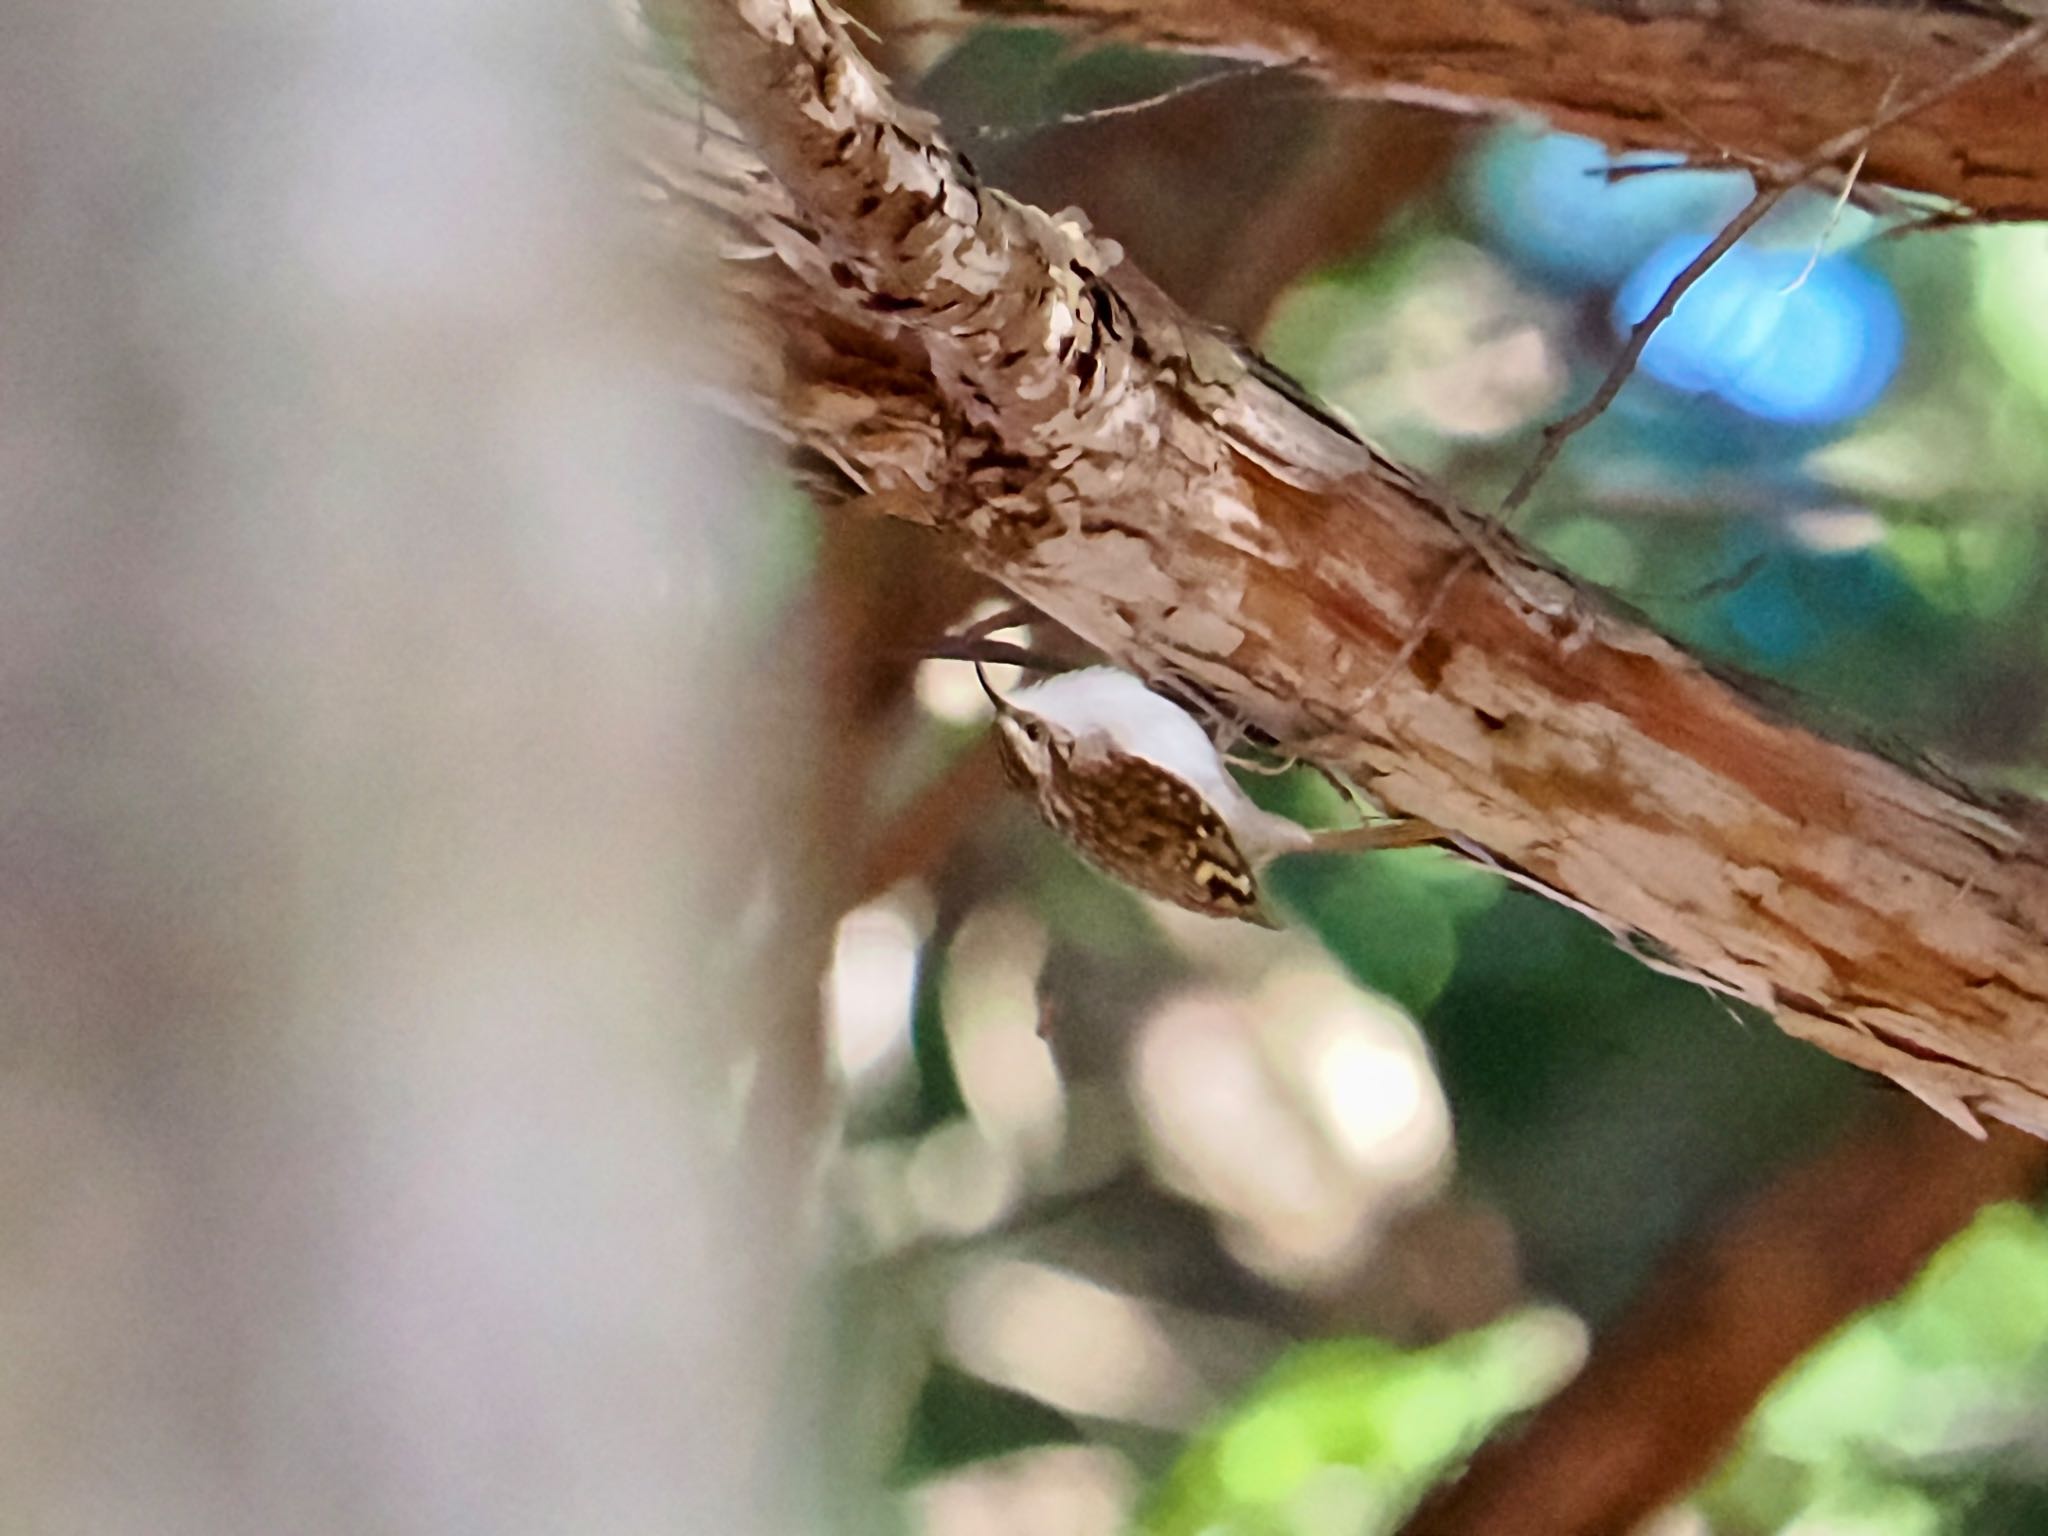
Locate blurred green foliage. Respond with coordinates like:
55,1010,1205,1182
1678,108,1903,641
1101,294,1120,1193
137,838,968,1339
898,1366,1085,1483
1706,1203,2048,1534
1140,1310,1583,1536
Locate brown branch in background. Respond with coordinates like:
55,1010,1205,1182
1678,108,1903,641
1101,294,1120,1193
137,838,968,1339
958,0,2048,220
1399,1103,2048,1536
858,738,1009,902
1494,17,2048,525
938,56,1468,336
1194,102,1468,335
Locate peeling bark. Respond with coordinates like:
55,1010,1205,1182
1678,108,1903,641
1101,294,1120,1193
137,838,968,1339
653,0,2048,1137
958,0,2048,220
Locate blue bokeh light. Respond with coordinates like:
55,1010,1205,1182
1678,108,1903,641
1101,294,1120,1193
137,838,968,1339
1612,237,1905,426
1465,131,1751,289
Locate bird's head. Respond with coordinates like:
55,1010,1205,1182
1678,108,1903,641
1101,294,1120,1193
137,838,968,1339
977,662,1070,792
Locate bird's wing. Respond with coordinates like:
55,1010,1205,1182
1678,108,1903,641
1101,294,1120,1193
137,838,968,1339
1051,747,1279,927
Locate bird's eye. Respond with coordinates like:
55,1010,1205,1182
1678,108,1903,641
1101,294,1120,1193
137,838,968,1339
1022,719,1047,743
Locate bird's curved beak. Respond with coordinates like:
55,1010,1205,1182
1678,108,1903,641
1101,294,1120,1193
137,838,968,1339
974,659,1007,715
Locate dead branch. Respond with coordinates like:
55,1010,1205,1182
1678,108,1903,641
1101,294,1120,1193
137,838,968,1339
652,0,2048,1139
1399,1103,2048,1536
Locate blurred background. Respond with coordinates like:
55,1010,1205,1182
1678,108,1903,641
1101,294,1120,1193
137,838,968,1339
4,2,2046,1533
795,18,2048,1536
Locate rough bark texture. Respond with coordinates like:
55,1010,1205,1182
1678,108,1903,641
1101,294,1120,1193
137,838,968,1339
961,0,2048,220
656,0,2048,1138
1400,1104,2048,1536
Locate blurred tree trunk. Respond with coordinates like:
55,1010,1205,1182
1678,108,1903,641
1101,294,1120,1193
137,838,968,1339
0,2,827,1531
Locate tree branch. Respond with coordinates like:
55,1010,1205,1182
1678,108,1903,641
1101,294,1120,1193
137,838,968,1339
654,0,2048,1139
957,0,2048,220
1400,1104,2048,1536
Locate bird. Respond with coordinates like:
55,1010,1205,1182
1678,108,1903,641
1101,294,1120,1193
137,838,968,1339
978,663,1442,927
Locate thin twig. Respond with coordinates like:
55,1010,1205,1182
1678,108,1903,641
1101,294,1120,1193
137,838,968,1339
1781,67,1900,295
1495,196,1775,527
1360,549,1475,708
917,638,1072,673
1308,815,1453,855
959,59,1301,144
1496,17,2048,527
1613,550,1771,607
1599,158,1700,181
1778,140,1872,295
951,602,1039,645
1599,155,1911,218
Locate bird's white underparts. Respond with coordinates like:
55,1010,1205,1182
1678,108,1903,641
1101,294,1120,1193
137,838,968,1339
981,665,1434,926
